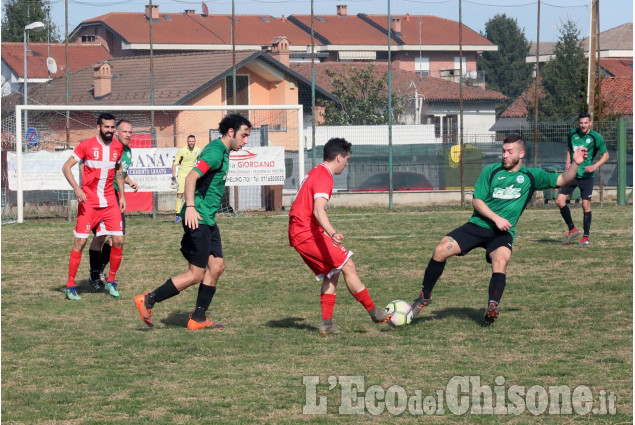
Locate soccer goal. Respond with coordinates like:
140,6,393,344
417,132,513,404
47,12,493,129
6,104,304,223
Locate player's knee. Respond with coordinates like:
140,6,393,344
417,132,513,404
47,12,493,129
111,236,124,248
433,240,454,261
341,259,357,275
209,258,225,277
555,196,566,208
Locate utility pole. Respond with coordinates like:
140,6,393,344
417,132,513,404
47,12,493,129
587,0,598,118
533,0,541,168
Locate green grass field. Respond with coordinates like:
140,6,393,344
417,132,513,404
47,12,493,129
2,204,632,424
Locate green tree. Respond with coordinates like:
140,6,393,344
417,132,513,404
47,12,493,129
537,20,588,120
477,14,533,103
322,65,405,125
2,0,60,42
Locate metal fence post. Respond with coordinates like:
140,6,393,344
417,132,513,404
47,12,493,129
617,120,626,206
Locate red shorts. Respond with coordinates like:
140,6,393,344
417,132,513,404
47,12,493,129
74,203,123,238
293,232,353,280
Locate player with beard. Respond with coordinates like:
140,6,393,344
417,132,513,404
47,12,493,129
409,135,588,325
61,113,126,300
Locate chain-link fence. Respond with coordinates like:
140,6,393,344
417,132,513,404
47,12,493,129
282,120,633,208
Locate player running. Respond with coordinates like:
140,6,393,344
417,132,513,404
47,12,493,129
171,135,202,223
87,119,138,296
556,112,609,246
288,137,391,334
134,114,251,330
410,135,588,325
61,113,126,300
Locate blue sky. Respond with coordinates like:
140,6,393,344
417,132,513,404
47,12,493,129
24,0,635,42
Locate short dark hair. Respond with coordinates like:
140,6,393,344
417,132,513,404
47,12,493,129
187,134,196,140
116,119,131,128
323,138,352,161
97,113,116,125
579,112,591,120
503,134,526,150
218,114,252,136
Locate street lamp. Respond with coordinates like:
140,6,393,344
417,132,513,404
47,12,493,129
23,21,46,152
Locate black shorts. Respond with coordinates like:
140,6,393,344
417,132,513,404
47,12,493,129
180,223,223,268
91,192,126,236
558,177,593,200
447,222,513,264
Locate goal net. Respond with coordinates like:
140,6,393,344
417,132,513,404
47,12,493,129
4,104,303,223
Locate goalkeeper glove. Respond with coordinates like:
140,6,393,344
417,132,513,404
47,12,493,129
170,177,178,190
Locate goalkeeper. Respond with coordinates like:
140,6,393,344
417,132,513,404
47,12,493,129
171,135,202,223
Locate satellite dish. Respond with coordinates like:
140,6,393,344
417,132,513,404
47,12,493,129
46,57,57,74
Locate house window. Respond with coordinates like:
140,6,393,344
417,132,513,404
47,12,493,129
442,115,458,144
81,35,96,43
225,75,249,117
415,57,429,76
453,56,467,75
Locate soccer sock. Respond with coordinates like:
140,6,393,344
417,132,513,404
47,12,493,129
100,243,111,273
175,197,182,215
352,288,375,312
320,293,336,320
107,246,123,282
150,278,180,306
559,205,575,231
67,249,82,287
89,249,102,280
488,273,506,305
421,258,446,299
192,284,216,322
583,211,592,238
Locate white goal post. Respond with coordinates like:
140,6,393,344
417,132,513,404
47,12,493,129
13,104,304,223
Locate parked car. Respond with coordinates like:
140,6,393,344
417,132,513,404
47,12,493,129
351,172,433,192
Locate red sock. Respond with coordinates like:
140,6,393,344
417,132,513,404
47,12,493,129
352,288,375,312
67,249,82,287
320,293,336,320
107,246,123,282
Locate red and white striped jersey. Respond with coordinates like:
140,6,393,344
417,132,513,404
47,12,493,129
72,136,124,208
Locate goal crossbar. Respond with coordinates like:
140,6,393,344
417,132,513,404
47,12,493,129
13,104,304,223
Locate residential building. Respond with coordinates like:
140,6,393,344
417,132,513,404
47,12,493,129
69,4,496,83
1,42,111,97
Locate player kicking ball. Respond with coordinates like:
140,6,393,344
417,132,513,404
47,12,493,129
134,114,251,330
410,135,588,326
288,138,392,334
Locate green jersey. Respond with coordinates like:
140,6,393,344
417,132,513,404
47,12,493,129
114,145,132,193
179,139,229,226
468,163,559,240
568,128,607,179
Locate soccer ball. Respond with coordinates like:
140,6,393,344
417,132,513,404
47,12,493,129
385,300,413,327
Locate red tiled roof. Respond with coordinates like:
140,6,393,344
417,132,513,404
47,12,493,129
600,77,633,116
80,13,320,46
500,82,542,118
287,14,397,45
599,58,633,78
363,14,493,46
1,42,112,78
76,11,493,48
501,76,633,118
290,62,506,101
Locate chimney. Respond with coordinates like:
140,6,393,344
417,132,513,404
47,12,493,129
93,62,112,98
337,5,348,16
145,4,159,20
185,9,196,15
391,18,402,34
405,13,410,22
270,36,290,67
281,14,286,23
